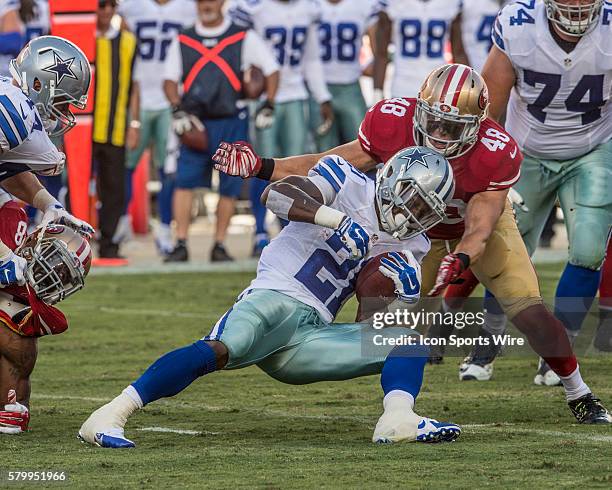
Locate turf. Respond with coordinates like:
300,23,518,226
1,264,611,489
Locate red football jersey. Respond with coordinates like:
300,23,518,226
358,98,522,239
0,201,68,337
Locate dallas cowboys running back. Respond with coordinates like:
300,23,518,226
0,36,94,288
79,147,460,448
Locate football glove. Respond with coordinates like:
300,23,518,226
379,251,421,303
254,100,275,130
0,390,29,434
172,110,205,136
335,216,370,260
0,250,27,287
41,204,95,239
213,141,262,178
429,253,470,296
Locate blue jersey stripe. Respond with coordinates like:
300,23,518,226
0,110,19,149
320,156,346,183
0,95,28,141
313,166,341,192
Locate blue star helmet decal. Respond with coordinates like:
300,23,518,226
400,147,432,169
41,50,78,85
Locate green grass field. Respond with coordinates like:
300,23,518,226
1,264,611,488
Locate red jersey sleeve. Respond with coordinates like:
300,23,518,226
475,120,523,191
0,201,28,250
358,98,416,163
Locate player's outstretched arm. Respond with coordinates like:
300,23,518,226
213,139,375,182
429,189,508,296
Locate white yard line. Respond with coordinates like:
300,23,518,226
34,394,612,443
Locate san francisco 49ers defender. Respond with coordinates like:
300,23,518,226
213,63,611,424
0,192,92,435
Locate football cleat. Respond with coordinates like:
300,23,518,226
78,404,135,448
533,358,562,386
568,393,612,424
459,360,493,381
372,397,460,444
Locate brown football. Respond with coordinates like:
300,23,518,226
355,252,397,321
242,66,265,100
180,124,208,152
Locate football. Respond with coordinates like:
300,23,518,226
242,66,265,100
355,252,397,321
180,120,208,152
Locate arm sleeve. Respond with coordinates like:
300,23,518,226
492,9,508,53
303,23,331,104
484,137,523,191
242,30,279,76
163,36,182,83
306,155,357,204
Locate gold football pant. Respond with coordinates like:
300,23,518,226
421,201,543,319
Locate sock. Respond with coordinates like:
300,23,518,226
554,263,601,334
250,178,268,235
101,386,142,430
512,305,577,377
483,291,506,336
560,366,590,402
381,343,429,401
383,390,415,411
158,169,175,226
131,340,217,406
177,239,187,248
124,168,134,213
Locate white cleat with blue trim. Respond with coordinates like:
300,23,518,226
78,403,135,449
372,394,461,444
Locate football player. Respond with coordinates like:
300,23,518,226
213,63,612,424
460,0,612,385
0,0,23,77
459,0,509,72
0,36,94,289
309,0,381,151
373,0,465,100
118,0,197,256
0,192,92,434
79,148,462,448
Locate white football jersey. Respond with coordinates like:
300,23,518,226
460,0,507,73
494,1,612,159
118,0,197,111
231,0,329,103
249,156,430,322
0,77,65,177
382,0,462,96
317,0,381,85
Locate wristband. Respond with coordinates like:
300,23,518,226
314,206,346,229
456,252,470,270
32,188,61,212
256,158,275,181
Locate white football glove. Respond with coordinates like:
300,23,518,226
42,204,95,239
172,110,204,136
254,101,275,130
378,250,421,303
